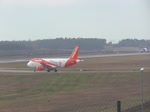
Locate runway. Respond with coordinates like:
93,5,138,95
0,69,33,73
0,59,28,63
0,52,149,63
79,52,149,58
0,69,140,74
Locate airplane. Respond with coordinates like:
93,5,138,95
27,45,83,72
140,48,150,53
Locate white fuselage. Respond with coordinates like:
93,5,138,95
27,58,67,68
27,58,80,68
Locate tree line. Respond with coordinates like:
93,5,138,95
0,38,107,50
0,38,149,57
115,39,150,48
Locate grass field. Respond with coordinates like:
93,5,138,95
0,54,150,112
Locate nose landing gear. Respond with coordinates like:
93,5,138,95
54,69,57,72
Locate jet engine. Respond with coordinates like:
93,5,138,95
36,65,44,71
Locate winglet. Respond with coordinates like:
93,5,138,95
70,45,80,60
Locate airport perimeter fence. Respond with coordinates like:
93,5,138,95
38,93,150,112
3,75,150,112
1,71,149,112
40,74,150,112
41,74,150,112
39,99,150,112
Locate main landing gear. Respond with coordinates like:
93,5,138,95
47,69,50,72
47,69,57,72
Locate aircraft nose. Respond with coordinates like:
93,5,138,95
27,61,32,67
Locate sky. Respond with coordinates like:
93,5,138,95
0,0,150,42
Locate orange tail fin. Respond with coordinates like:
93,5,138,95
70,45,80,60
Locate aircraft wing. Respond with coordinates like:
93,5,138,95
40,60,58,68
43,63,57,68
